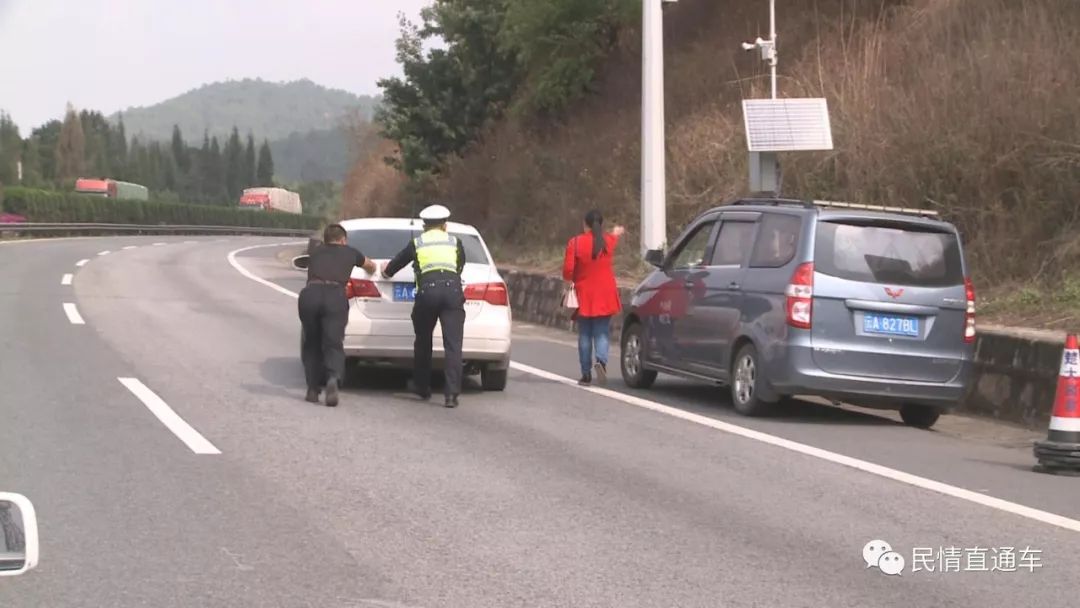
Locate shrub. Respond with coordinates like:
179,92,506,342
0,187,322,230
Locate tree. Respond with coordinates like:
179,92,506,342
500,0,634,115
171,125,190,173
256,139,274,186
79,110,112,177
31,120,62,184
0,112,21,184
244,134,257,188
55,104,87,182
206,136,226,202
108,116,128,180
224,126,244,200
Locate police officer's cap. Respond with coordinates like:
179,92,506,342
419,204,451,223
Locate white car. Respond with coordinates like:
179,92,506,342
295,218,512,391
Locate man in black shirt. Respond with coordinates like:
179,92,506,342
299,223,376,406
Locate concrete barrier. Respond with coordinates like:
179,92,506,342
500,268,1063,430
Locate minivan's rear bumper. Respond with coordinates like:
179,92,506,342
768,344,972,409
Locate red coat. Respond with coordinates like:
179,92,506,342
562,231,622,318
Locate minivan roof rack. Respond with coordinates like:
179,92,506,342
811,200,940,218
729,198,814,209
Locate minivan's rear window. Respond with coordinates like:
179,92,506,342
814,221,964,286
347,229,491,264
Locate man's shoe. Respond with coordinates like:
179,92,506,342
594,361,608,386
305,387,320,403
444,395,459,408
578,373,592,386
325,377,340,407
407,380,432,401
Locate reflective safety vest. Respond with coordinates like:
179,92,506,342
414,229,459,278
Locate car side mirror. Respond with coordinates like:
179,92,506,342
644,249,665,268
0,493,40,577
291,255,310,271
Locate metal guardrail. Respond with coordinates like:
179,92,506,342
0,222,315,238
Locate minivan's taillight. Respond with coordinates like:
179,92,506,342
786,262,814,329
964,276,976,343
346,279,381,299
464,282,509,306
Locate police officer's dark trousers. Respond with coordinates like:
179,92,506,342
411,278,466,397
298,282,349,390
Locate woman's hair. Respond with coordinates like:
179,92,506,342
584,209,606,259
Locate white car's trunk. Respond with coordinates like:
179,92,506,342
351,261,496,322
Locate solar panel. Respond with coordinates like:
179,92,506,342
742,98,834,152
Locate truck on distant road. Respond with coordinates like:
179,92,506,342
238,187,302,214
74,178,150,201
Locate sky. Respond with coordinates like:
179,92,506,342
0,0,429,134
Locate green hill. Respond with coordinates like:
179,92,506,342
110,78,379,182
111,78,378,142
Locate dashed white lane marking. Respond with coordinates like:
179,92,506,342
118,378,221,455
62,303,85,325
153,242,166,247
75,259,89,267
61,274,73,286
97,250,110,256
184,240,198,244
123,245,137,250
226,243,1080,535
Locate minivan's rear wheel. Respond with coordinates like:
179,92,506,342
731,343,776,417
900,404,941,429
621,323,657,389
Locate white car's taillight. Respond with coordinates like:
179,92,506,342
346,279,381,299
464,282,509,306
964,276,976,343
785,262,814,329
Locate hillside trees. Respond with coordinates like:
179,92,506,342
5,109,276,205
375,0,635,181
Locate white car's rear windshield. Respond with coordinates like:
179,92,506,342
347,229,491,264
814,220,964,287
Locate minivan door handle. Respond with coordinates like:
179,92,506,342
727,281,740,290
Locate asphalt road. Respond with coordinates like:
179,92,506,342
1,235,1079,607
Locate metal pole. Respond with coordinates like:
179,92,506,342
769,0,777,99
641,0,667,255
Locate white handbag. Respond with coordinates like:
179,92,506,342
563,236,580,310
563,284,579,309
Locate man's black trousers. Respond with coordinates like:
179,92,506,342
411,278,466,397
298,283,349,390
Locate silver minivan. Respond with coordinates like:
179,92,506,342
619,198,976,429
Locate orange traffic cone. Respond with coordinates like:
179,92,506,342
1034,333,1080,475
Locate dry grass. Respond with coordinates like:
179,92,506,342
345,0,1080,319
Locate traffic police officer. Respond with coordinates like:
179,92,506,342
299,223,376,407
382,204,467,408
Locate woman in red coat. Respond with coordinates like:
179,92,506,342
563,209,625,385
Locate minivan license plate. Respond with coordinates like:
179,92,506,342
393,283,416,302
863,313,920,337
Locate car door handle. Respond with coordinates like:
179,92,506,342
727,282,740,290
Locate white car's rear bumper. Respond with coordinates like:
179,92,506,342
343,306,512,369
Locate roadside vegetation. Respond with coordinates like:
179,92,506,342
343,0,1080,327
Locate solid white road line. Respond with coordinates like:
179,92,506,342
97,250,110,256
226,244,1080,535
118,378,221,455
508,359,1080,534
62,303,85,325
61,274,73,286
123,245,137,250
75,259,89,267
226,242,305,300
